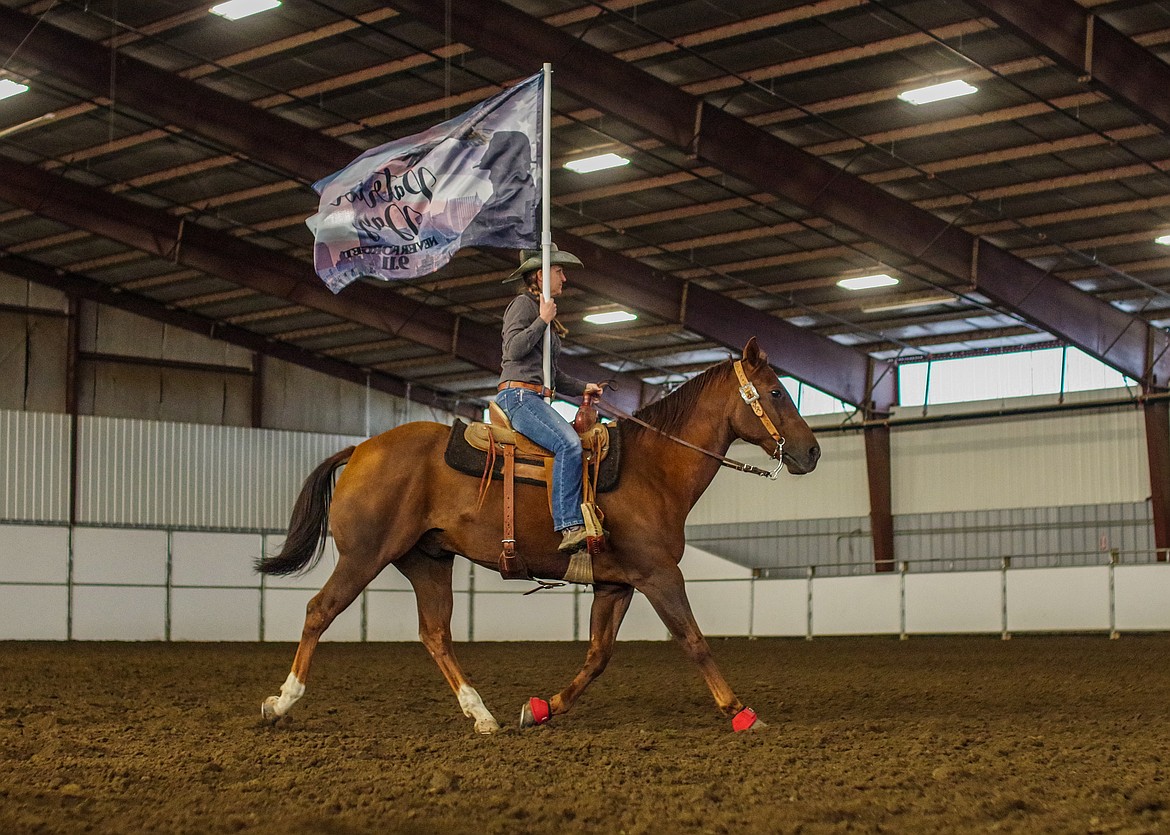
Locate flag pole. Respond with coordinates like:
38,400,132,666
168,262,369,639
540,62,553,401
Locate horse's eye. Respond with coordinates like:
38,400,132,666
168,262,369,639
770,389,782,398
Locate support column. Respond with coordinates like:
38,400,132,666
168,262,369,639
864,421,895,572
65,297,81,642
65,297,80,526
251,352,264,429
1143,391,1170,561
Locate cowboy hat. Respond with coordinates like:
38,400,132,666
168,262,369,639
504,243,584,281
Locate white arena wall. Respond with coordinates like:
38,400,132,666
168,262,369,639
2,526,1168,641
1,392,1168,642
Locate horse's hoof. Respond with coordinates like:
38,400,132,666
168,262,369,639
475,717,502,735
732,706,764,733
519,696,551,729
261,696,280,723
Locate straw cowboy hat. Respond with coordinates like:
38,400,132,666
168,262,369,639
504,243,584,281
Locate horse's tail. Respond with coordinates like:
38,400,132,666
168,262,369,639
255,446,356,576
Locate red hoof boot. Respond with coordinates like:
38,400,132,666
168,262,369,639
520,696,552,728
732,706,760,733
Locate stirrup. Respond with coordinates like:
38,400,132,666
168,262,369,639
562,550,593,585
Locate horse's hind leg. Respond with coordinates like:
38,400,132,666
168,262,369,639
522,583,634,727
394,550,501,735
261,552,383,722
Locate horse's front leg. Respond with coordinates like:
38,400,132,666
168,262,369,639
638,565,763,733
521,583,633,728
394,550,501,735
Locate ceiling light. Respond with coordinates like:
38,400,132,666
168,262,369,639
210,0,281,20
0,79,29,101
584,310,638,325
564,153,630,174
898,80,978,105
1156,234,1170,246
838,273,899,291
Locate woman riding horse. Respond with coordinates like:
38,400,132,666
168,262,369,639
257,337,820,734
496,244,603,554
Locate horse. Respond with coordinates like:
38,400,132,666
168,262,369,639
256,337,820,733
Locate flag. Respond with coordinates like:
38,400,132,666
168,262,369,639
307,72,543,292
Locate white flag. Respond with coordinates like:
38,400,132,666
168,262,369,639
307,72,543,292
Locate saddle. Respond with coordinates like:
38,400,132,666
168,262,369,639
455,394,612,582
462,401,611,485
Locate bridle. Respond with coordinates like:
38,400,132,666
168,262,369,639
595,360,788,480
732,360,787,478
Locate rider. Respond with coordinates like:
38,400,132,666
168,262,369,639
497,244,604,554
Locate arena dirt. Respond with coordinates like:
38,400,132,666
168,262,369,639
2,635,1168,833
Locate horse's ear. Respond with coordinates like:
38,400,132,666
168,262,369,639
743,337,768,370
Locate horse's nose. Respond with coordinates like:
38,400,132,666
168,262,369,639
808,444,820,464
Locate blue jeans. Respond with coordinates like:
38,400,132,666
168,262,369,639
495,387,584,531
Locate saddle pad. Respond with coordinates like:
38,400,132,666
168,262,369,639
444,419,623,492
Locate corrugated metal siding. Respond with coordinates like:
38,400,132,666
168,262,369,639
689,432,870,524
687,515,873,577
75,416,362,530
892,407,1148,513
893,502,1153,571
690,501,1154,575
0,409,70,523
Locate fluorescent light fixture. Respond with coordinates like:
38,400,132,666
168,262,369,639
838,273,899,291
1156,234,1170,246
0,79,29,101
210,0,280,20
584,310,638,325
564,153,630,174
898,80,978,105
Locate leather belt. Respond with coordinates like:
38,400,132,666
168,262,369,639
498,380,553,397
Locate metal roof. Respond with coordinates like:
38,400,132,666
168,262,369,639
2,0,1169,416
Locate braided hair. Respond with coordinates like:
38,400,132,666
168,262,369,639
522,272,568,337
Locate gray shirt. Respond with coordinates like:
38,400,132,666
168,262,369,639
498,291,586,395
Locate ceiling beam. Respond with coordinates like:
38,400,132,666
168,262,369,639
0,155,647,411
0,4,892,412
0,5,352,182
0,155,492,358
389,0,1170,389
968,0,1170,136
0,250,483,420
558,231,893,410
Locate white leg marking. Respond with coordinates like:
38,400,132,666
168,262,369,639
457,684,501,735
276,671,305,714
263,671,305,720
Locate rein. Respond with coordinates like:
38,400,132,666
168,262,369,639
596,360,786,480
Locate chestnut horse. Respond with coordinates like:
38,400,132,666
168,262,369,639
257,337,820,733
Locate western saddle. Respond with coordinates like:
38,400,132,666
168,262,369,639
463,394,610,582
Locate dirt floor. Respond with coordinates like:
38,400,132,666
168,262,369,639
1,635,1168,834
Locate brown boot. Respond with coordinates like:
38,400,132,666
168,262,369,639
558,525,588,553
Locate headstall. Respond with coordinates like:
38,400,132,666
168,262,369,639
733,360,787,478
595,362,789,479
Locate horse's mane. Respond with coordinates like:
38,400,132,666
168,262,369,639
622,359,734,437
